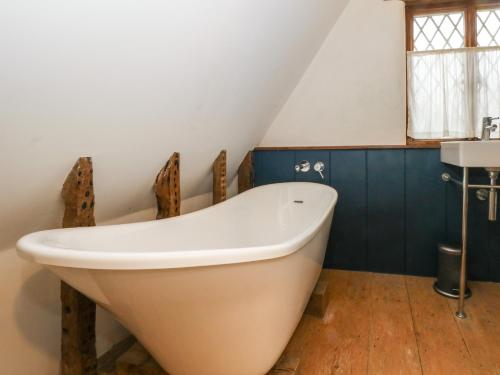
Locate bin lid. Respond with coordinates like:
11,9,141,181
438,243,461,255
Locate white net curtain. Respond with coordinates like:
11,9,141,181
407,46,500,139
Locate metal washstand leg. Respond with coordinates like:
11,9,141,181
456,167,469,319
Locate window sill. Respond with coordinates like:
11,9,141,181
406,137,478,148
254,144,441,151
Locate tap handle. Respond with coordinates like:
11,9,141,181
483,117,500,129
314,161,325,179
295,161,310,173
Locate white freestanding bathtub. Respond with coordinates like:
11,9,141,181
17,182,338,375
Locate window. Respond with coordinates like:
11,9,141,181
406,1,500,142
413,12,465,51
477,9,500,46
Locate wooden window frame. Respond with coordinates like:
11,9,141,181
405,0,500,146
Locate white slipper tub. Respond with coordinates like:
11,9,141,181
17,182,338,375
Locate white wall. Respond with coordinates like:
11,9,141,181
0,0,349,373
261,0,407,147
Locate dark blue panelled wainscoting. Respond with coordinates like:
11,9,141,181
254,148,500,282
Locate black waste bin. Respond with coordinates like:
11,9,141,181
434,243,471,299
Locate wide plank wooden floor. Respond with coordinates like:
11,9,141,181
284,270,500,375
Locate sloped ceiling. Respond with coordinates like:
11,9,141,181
0,0,349,249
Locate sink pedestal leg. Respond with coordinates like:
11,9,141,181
456,167,469,319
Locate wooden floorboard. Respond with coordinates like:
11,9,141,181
367,273,421,375
280,270,500,375
405,275,474,374
283,270,372,374
448,281,500,375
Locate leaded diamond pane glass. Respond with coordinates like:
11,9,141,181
413,12,465,51
477,9,500,47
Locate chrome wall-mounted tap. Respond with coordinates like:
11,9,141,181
481,117,499,140
294,160,325,179
313,161,325,179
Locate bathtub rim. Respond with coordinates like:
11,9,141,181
16,182,337,270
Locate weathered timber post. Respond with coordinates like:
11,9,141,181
238,151,254,194
213,150,227,204
154,152,180,219
61,157,97,375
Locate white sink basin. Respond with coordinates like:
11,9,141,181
441,141,500,168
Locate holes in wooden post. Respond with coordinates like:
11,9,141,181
213,150,227,204
62,157,96,228
154,152,181,219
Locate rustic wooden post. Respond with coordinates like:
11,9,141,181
154,152,180,219
238,151,254,194
213,150,227,204
61,157,97,375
